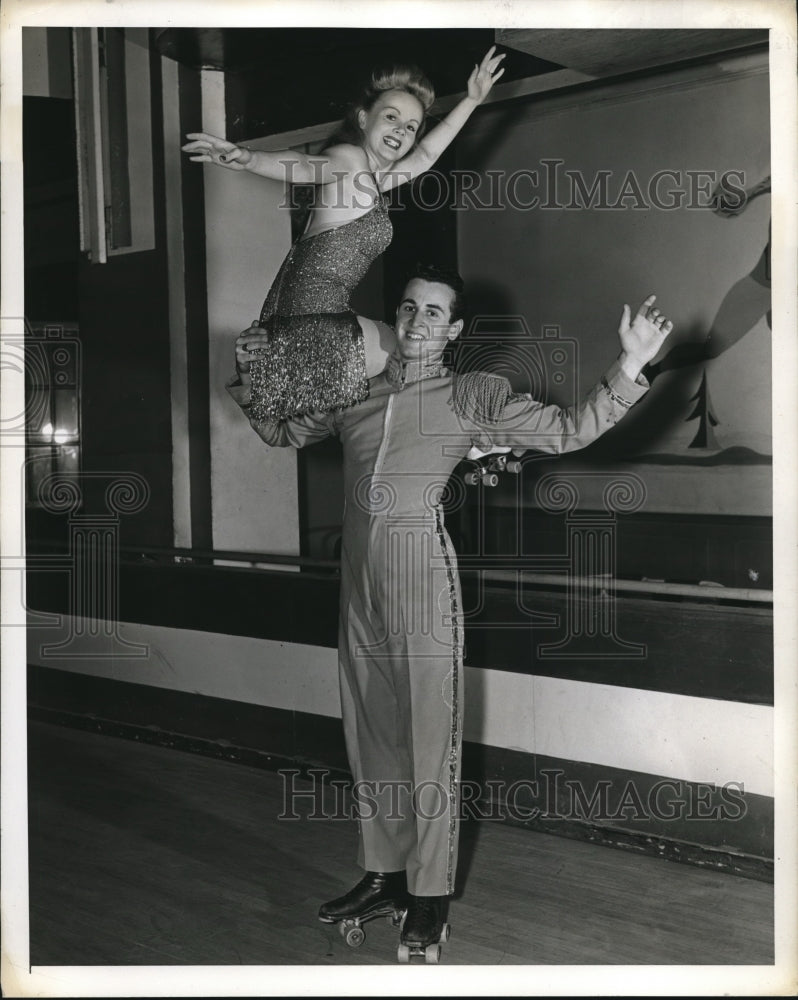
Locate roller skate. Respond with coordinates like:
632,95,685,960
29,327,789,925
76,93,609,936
464,445,524,487
318,871,408,949
397,894,451,964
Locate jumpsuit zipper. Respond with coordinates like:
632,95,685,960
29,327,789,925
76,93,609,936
373,393,395,477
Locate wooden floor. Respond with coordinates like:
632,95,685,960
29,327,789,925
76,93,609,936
27,720,773,967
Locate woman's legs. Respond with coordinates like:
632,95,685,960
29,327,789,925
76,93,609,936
358,315,397,379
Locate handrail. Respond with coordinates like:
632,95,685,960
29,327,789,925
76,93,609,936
25,540,772,603
24,538,339,572
127,545,339,572
459,568,773,605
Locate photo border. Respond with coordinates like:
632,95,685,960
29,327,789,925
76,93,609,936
2,1,795,996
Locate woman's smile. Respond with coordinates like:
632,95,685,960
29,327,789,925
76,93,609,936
359,90,424,163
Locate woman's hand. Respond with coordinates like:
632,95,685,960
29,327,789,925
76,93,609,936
617,295,674,380
183,132,253,170
711,173,770,217
467,46,506,105
379,45,505,188
235,322,270,376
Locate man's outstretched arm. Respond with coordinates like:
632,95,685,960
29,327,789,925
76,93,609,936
456,295,673,454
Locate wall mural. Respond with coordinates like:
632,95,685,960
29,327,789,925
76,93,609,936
639,174,771,466
456,64,772,517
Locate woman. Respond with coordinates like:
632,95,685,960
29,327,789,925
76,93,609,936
182,46,505,420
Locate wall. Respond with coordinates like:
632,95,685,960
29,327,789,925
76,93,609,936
22,28,78,318
456,53,771,515
23,31,175,549
26,615,772,797
74,46,174,549
21,27,72,100
193,74,301,557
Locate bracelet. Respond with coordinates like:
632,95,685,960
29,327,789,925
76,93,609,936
221,145,253,165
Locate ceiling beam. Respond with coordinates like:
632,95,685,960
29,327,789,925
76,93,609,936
496,28,768,77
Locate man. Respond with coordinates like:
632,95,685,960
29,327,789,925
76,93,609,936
227,263,673,958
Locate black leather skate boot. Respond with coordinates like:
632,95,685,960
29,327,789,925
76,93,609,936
318,870,408,923
400,894,448,947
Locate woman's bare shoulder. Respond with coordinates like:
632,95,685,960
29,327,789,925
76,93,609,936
321,142,368,169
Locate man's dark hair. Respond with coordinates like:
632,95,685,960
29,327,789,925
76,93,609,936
405,262,466,322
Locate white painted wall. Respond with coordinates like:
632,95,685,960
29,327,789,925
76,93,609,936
22,27,71,99
27,617,773,797
21,27,49,97
197,71,301,556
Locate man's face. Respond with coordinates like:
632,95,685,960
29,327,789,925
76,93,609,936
394,278,463,365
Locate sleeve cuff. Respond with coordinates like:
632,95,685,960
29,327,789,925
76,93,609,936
601,359,649,407
225,372,252,409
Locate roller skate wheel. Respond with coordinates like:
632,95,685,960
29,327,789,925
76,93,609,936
344,925,365,949
439,923,451,943
425,943,442,964
465,472,480,486
484,473,499,487
397,943,411,963
506,461,522,474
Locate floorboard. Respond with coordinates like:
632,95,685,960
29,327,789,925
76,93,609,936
26,721,773,966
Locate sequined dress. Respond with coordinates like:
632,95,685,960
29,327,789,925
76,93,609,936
248,194,393,422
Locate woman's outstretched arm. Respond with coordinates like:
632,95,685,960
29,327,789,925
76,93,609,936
380,46,506,190
182,133,363,185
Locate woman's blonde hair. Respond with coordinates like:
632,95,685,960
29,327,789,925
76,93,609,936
328,64,435,147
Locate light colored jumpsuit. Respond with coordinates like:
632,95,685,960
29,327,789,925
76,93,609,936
227,351,648,896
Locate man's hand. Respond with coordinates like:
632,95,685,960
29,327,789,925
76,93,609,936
617,295,674,381
235,322,270,382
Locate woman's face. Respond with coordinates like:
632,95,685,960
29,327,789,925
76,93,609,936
358,90,425,164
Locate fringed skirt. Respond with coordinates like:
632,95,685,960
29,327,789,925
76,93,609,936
248,311,369,423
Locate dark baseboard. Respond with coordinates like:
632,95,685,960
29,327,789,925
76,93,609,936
27,548,773,706
28,665,773,885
